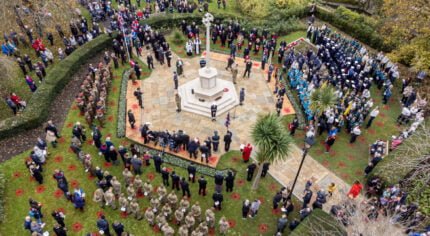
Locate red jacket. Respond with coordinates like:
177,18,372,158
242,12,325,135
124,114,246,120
242,145,252,161
348,183,363,198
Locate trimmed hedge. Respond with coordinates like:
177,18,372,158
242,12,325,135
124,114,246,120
117,69,131,138
315,6,388,51
291,209,346,236
140,12,245,30
0,34,112,139
0,172,5,223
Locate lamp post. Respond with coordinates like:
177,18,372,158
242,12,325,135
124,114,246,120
288,137,313,200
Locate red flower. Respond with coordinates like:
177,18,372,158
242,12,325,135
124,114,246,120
132,104,139,110
136,192,144,198
152,225,160,233
368,129,376,134
68,164,77,171
329,150,337,157
258,197,265,204
13,171,22,178
15,189,24,197
54,155,63,163
208,228,216,236
112,86,118,92
166,167,173,172
208,156,217,164
29,176,35,182
227,219,236,228
338,161,346,168
107,115,114,122
348,155,356,161
236,179,245,187
35,185,46,194
57,208,66,214
88,174,95,180
376,121,384,127
54,189,64,198
96,211,104,218
259,223,268,233
272,208,281,215
322,160,330,168
231,193,241,200
269,183,278,192
109,101,115,107
121,140,129,146
58,137,65,143
283,108,291,113
72,222,83,232
231,157,239,163
147,172,155,181
71,105,78,110
71,180,79,188
120,211,128,218
103,162,112,168
68,148,74,153
86,139,94,145
67,122,73,128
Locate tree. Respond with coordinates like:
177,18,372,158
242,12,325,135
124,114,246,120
381,0,430,73
309,85,337,118
250,113,292,190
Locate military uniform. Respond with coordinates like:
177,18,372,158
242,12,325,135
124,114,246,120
167,192,178,208
185,213,195,229
129,200,142,220
118,194,129,213
178,225,189,236
191,203,202,222
150,197,160,213
145,207,155,226
93,188,105,207
104,188,116,210
143,181,153,197
162,204,172,220
205,209,215,228
219,217,230,234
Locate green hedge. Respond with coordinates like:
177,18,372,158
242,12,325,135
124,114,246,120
291,209,346,236
141,12,245,30
315,6,388,51
117,69,131,138
0,172,5,223
0,34,112,139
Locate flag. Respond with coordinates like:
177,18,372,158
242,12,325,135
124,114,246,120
225,112,230,128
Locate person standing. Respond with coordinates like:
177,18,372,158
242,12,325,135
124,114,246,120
246,162,257,181
187,163,197,183
261,162,270,177
242,143,253,162
147,53,154,70
289,117,299,136
198,176,207,196
127,110,136,129
324,135,336,153
175,93,181,112
267,64,274,82
242,200,250,219
348,180,363,199
171,171,180,191
176,58,184,76
153,154,164,173
211,131,220,152
161,167,170,186
210,103,217,121
97,215,111,236
249,199,261,218
133,88,143,109
223,130,232,152
231,63,238,84
366,107,379,128
180,178,191,197
243,60,252,78
277,215,288,234
349,126,361,143
219,216,229,235
225,171,235,192
112,221,125,236
212,191,223,210
173,71,179,90
225,56,234,70
239,88,245,105
134,62,141,80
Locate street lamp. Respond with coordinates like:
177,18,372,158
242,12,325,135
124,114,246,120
287,135,314,200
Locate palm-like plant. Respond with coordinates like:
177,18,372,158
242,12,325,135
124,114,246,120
250,113,293,190
309,86,337,117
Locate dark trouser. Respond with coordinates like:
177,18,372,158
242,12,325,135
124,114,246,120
366,117,375,128
226,186,233,192
273,201,278,209
155,165,161,173
188,174,195,183
173,182,180,190
163,178,169,186
247,172,254,181
138,99,143,108
224,142,231,152
199,187,206,196
350,134,358,143
182,188,190,197
242,211,248,218
213,143,219,152
290,127,297,136
261,170,267,177
189,151,197,159
243,69,251,78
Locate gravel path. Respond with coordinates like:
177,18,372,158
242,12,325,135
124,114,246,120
0,53,105,162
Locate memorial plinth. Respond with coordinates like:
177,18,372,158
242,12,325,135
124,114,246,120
178,66,239,118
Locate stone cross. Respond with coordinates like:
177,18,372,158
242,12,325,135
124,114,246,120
202,12,214,69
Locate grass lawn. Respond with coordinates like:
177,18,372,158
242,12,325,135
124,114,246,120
166,30,307,62
290,85,402,185
0,60,302,235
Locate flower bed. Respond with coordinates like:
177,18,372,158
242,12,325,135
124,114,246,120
117,69,132,138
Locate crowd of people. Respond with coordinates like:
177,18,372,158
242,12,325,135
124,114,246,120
75,61,113,127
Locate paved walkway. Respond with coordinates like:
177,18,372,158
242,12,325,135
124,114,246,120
265,144,352,212
126,46,352,212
